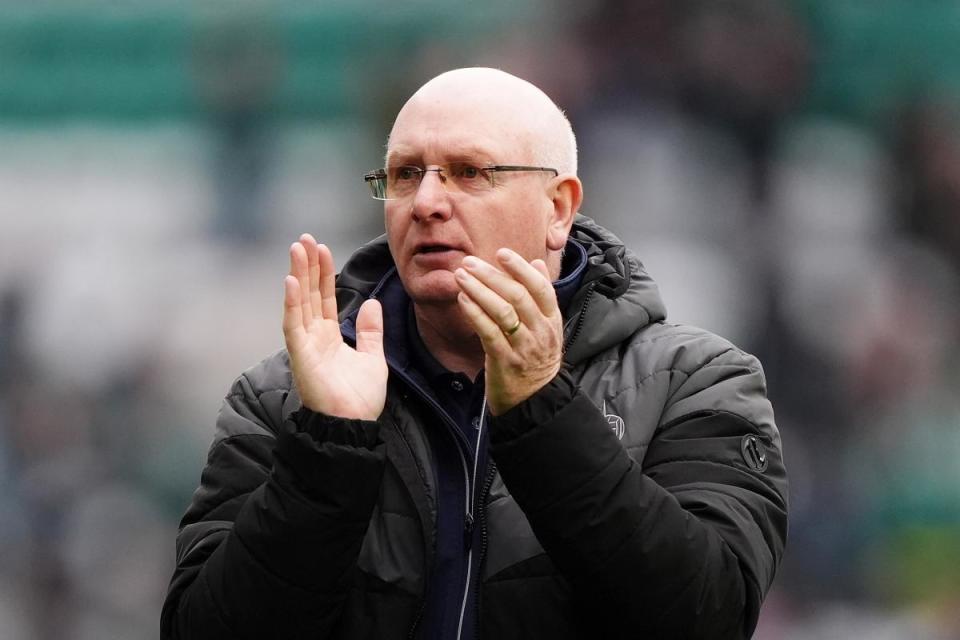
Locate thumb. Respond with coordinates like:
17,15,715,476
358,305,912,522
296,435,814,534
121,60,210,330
355,298,385,359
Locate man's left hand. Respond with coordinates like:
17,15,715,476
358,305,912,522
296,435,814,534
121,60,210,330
455,248,564,415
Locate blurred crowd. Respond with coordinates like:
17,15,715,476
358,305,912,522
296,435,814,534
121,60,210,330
1,1,959,638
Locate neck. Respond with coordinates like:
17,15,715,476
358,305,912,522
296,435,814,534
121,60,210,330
413,301,485,380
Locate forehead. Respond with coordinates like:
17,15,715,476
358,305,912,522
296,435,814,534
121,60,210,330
387,94,534,164
386,140,504,166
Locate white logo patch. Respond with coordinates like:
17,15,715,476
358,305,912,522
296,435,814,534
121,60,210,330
602,400,625,440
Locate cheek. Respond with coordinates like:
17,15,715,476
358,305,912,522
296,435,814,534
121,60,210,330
503,199,551,253
384,207,406,255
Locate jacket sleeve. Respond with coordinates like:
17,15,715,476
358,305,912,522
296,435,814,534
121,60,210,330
488,352,787,639
160,369,386,640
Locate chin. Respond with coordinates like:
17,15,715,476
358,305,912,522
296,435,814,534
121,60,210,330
402,271,461,305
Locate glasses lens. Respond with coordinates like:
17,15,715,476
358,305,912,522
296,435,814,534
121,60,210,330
386,166,423,199
365,172,389,200
445,162,493,193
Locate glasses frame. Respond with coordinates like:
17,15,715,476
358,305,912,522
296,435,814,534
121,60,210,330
363,164,559,201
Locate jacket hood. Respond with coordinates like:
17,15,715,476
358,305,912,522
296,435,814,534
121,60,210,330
562,215,666,363
334,214,667,366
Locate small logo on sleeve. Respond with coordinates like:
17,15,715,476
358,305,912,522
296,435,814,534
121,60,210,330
602,400,625,440
741,435,768,472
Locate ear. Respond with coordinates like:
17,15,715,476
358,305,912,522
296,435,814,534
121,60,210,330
545,174,583,251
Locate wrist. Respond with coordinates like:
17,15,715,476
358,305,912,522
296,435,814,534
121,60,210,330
487,362,564,416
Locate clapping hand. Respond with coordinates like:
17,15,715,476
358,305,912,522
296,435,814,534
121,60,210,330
282,234,388,420
454,248,564,415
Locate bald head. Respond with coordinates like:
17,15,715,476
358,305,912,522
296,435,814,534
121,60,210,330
388,68,577,175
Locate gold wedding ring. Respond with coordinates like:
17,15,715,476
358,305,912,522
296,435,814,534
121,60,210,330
505,317,522,336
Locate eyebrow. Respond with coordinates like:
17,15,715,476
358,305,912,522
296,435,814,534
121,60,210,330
386,144,499,166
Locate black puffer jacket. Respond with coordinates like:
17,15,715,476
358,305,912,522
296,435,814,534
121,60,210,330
161,215,788,639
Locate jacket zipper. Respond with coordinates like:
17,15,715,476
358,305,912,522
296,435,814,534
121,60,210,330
392,370,483,640
473,460,497,640
564,282,596,350
393,415,431,640
455,396,487,640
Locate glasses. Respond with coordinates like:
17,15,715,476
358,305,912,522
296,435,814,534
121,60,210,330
363,162,559,200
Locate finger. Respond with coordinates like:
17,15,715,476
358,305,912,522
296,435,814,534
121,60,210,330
531,258,551,281
316,243,339,321
300,234,325,320
496,249,558,317
282,275,308,352
355,298,385,360
455,266,522,334
457,291,511,355
290,242,313,325
461,256,542,327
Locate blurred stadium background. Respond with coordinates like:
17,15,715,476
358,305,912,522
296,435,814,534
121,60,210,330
1,1,959,638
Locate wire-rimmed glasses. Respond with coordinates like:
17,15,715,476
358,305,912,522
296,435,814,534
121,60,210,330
363,162,558,200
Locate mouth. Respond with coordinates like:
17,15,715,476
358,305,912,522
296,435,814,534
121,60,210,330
414,243,460,255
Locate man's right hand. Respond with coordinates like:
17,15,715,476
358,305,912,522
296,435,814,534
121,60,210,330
282,234,387,420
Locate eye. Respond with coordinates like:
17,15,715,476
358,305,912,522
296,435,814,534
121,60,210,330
391,166,421,182
449,163,487,182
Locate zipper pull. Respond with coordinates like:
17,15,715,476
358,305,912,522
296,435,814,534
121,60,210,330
464,512,474,549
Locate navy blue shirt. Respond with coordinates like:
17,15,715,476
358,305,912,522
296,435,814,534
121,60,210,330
407,240,588,640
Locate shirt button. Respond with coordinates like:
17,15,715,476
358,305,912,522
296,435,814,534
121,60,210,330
451,380,464,392
471,416,480,429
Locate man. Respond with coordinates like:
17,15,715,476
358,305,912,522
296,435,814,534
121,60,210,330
161,68,787,639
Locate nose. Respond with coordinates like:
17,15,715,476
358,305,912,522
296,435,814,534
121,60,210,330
410,167,453,222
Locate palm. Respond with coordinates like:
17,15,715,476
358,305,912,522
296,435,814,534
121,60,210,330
283,235,387,421
291,315,387,420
